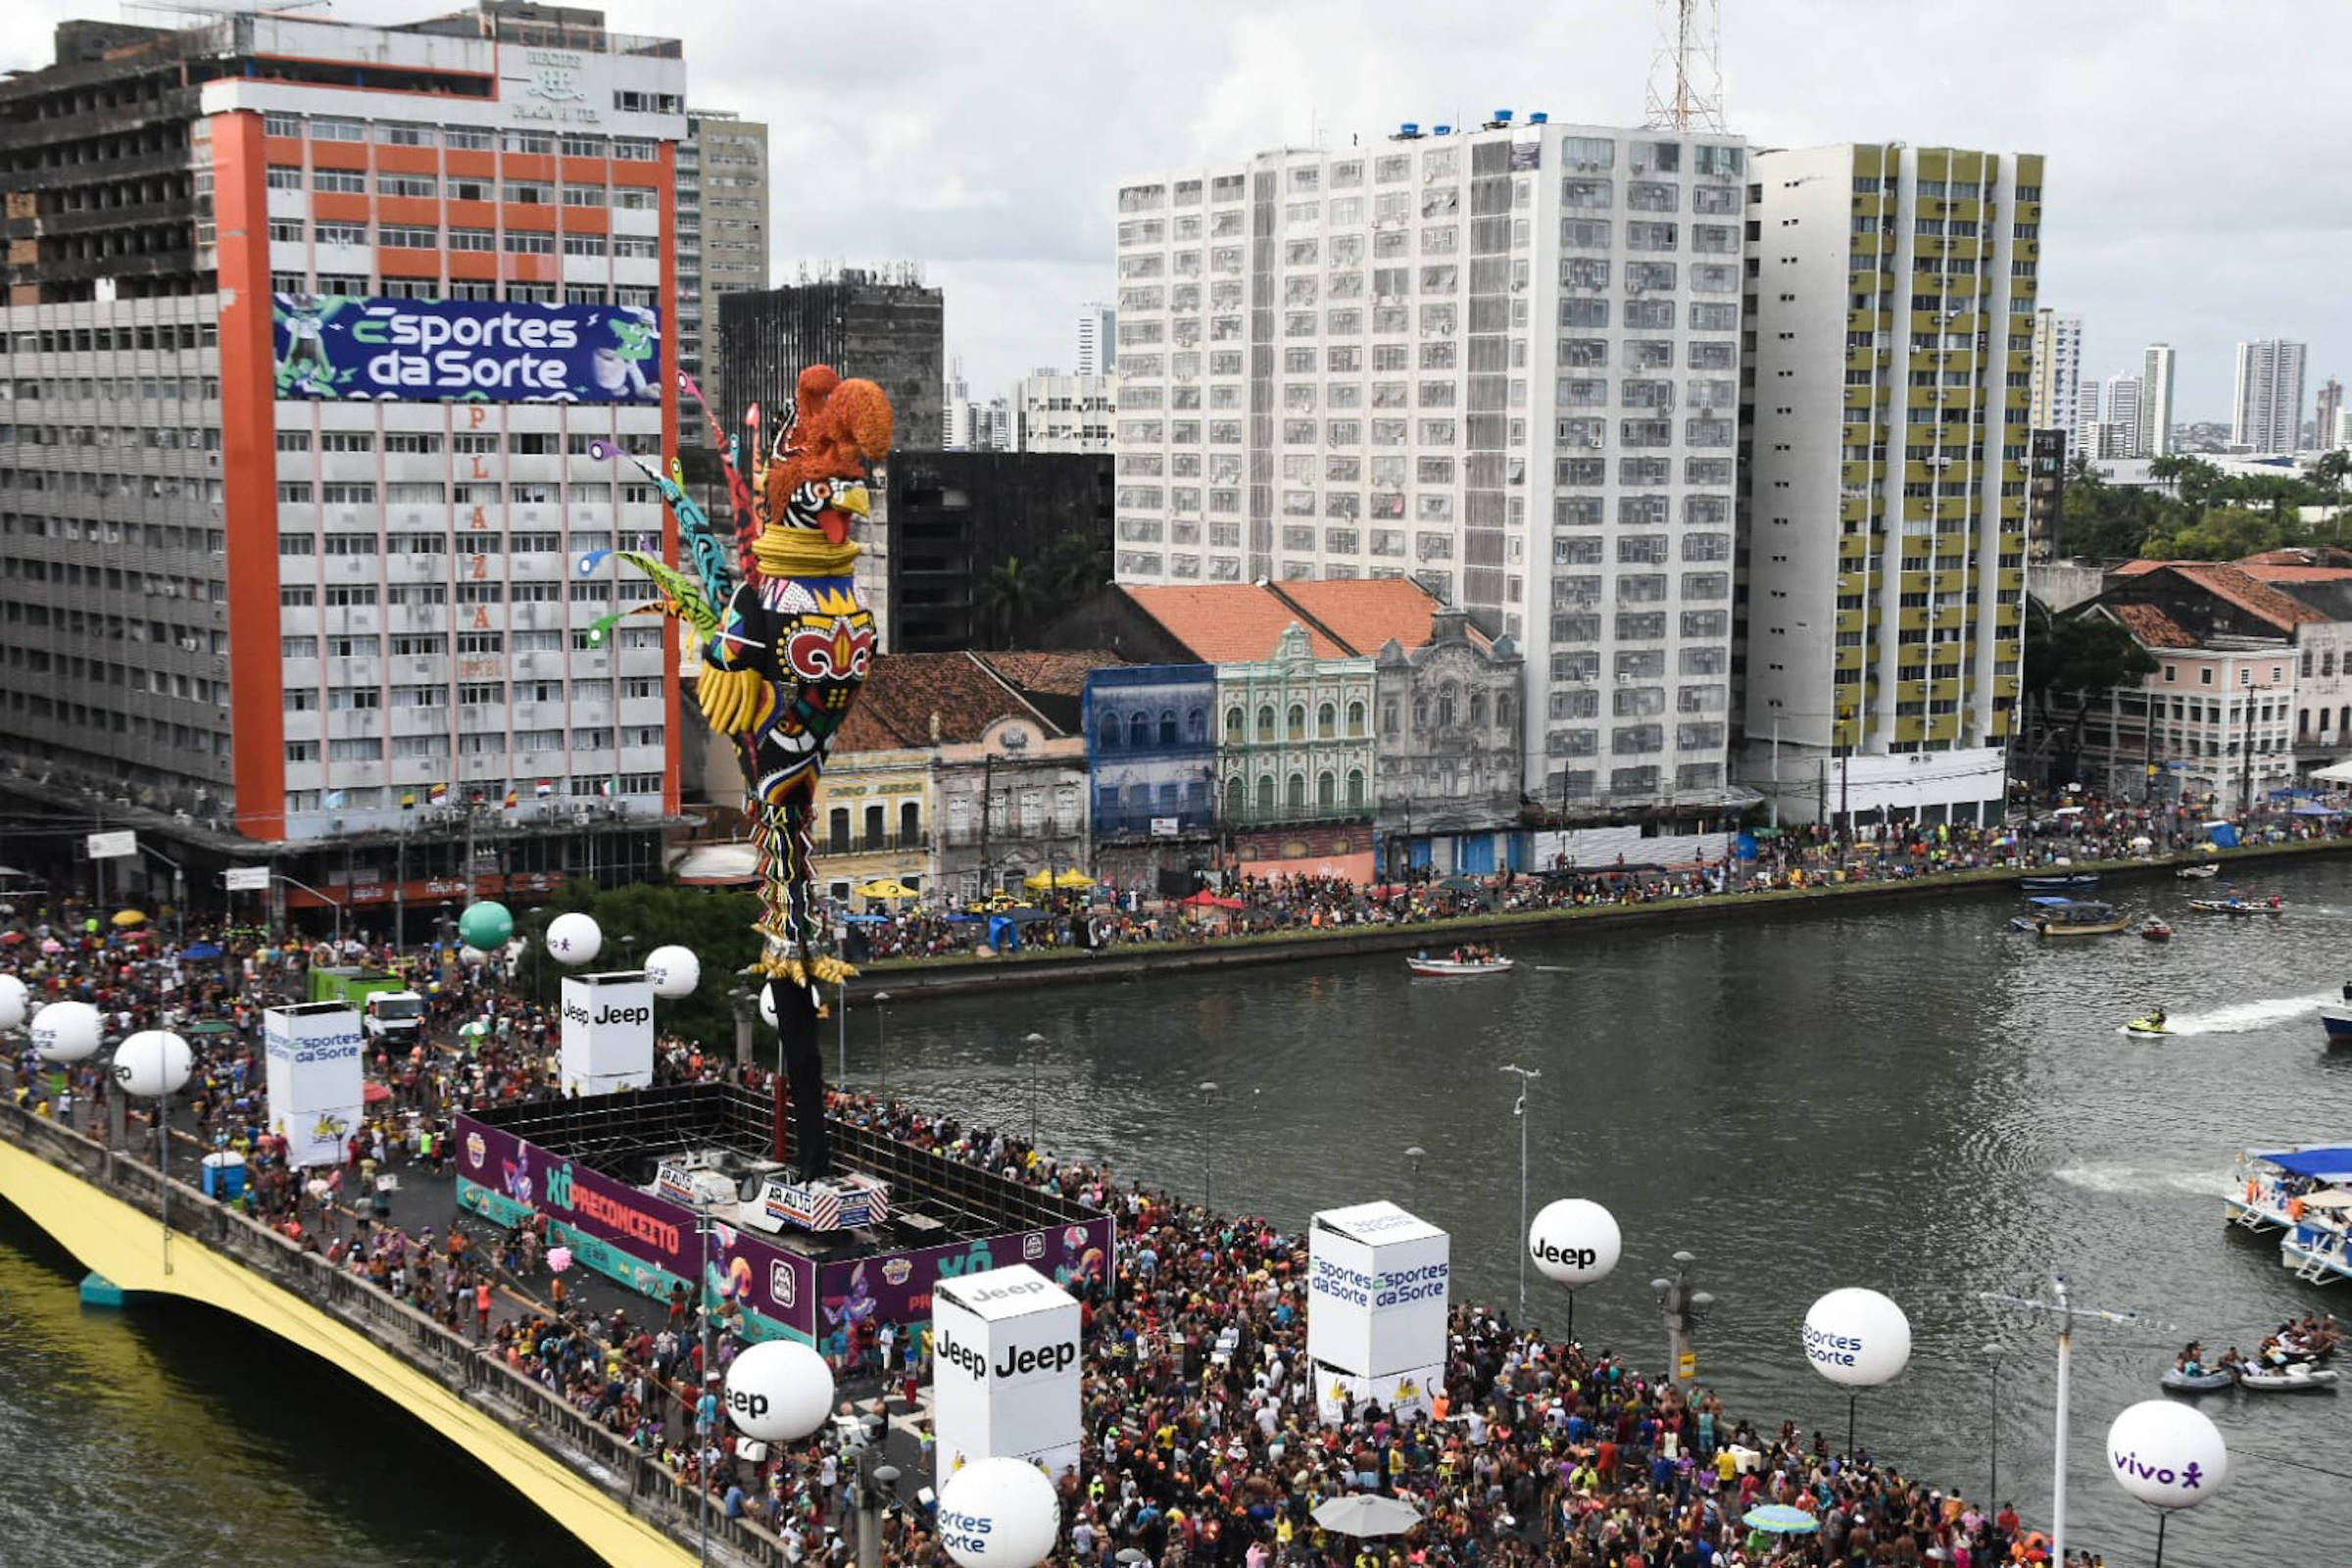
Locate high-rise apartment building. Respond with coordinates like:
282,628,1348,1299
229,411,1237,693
2074,378,2103,462
719,270,945,453
1739,143,2040,829
2314,376,2343,454
674,109,767,419
2140,342,2175,457
1113,117,1750,817
0,6,687,905
1012,371,1117,452
2103,372,2143,459
2028,309,2082,455
1075,301,1116,377
2233,338,2307,452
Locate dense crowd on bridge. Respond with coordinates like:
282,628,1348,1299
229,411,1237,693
0,811,2226,1565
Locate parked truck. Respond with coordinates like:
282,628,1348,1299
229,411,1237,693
306,966,425,1047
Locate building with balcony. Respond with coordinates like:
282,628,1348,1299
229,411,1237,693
0,3,687,917
2028,310,2082,457
1738,143,2041,830
1083,662,1217,891
1110,115,1749,825
1374,609,1524,874
2074,604,2295,812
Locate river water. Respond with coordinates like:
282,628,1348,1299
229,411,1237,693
7,859,2351,1564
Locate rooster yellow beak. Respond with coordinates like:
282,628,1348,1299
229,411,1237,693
834,485,871,518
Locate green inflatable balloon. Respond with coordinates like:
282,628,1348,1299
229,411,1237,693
458,901,514,950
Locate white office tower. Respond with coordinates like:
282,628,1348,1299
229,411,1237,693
1739,143,2041,830
2140,343,2176,457
1076,301,1117,377
2028,310,2082,452
2233,338,2307,453
1112,115,1748,814
2104,373,2143,459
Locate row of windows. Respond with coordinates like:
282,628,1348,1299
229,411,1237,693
261,116,663,158
281,672,659,702
1116,140,1740,214
1541,723,1725,758
279,774,663,814
264,166,660,208
7,322,217,355
285,728,666,763
277,480,661,507
265,273,659,309
273,431,654,461
277,627,663,660
277,580,658,607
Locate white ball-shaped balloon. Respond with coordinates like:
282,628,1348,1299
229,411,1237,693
759,984,778,1029
935,1455,1062,1568
721,1339,834,1443
2107,1399,2227,1510
644,945,701,1000
459,945,489,967
1802,1288,1912,1388
30,999,103,1063
544,911,603,967
0,974,28,1031
112,1029,193,1099
1529,1198,1622,1288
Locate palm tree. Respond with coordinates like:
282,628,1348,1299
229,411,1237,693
1041,530,1112,603
974,555,1039,649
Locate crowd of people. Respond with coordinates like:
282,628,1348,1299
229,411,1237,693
830,797,2352,967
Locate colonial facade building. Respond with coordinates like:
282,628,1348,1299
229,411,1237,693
1374,610,1525,873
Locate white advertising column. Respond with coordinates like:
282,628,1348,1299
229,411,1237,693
1307,1200,1449,1423
262,1003,367,1169
930,1263,1082,1479
558,971,655,1094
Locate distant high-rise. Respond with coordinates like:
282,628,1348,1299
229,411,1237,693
719,269,946,452
2075,378,2103,460
675,110,769,421
2030,311,2084,455
2104,373,2143,459
2315,377,2343,455
1076,301,1116,377
1012,371,1116,453
2140,343,2176,458
2233,338,2307,452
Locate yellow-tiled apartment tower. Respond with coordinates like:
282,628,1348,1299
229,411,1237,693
1738,144,2040,830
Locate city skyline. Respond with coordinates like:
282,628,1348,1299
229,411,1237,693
7,0,2339,415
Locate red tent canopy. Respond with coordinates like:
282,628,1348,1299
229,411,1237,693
1179,890,1246,910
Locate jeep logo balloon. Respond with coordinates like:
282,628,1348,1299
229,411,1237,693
1528,1198,1622,1288
935,1456,1062,1568
720,1339,833,1444
1802,1288,1912,1387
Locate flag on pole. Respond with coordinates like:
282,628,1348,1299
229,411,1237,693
503,787,519,810
535,779,555,799
401,790,417,810
427,782,449,807
602,776,618,798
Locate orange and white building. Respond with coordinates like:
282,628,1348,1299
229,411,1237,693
0,4,691,919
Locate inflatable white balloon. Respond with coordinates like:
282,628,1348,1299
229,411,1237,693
644,945,701,1000
0,974,26,1032
1802,1288,1912,1387
112,1030,193,1099
459,945,489,967
2107,1399,2228,1510
30,999,103,1063
1528,1198,1622,1288
544,911,603,967
721,1339,834,1443
759,985,779,1029
935,1455,1062,1568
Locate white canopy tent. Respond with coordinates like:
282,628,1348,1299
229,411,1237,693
2308,759,2352,784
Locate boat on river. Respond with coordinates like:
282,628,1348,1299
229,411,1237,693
2177,862,2220,880
2228,1146,2352,1233
2140,919,2174,942
1406,953,1515,977
2021,872,2100,895
2014,897,2132,938
2123,1013,2174,1038
2239,1363,2339,1393
2186,897,2283,916
2159,1366,2236,1393
2323,1004,2352,1044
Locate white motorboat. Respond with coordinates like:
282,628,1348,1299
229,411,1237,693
1405,954,1516,977
2176,862,2219,880
2238,1363,2339,1393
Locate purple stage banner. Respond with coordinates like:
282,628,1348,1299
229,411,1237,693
814,1215,1115,1361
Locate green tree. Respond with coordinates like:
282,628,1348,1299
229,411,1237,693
2142,505,2297,563
1040,529,1111,603
516,881,767,1054
2023,605,2160,778
975,555,1040,649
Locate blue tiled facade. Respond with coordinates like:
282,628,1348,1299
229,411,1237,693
1084,664,1218,841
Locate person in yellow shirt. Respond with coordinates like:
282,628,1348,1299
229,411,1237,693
1715,1446,1740,1487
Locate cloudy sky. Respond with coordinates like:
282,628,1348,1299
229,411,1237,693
12,1,2342,422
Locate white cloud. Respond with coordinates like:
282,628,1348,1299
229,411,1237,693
6,0,2341,421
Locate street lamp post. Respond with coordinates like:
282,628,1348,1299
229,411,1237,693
1499,1064,1540,1324
140,845,187,949
1979,1275,2140,1568
1647,1251,1716,1387
870,992,891,1103
695,1213,716,1568
1984,1341,2003,1506
1198,1080,1220,1210
272,871,347,949
1022,1032,1047,1146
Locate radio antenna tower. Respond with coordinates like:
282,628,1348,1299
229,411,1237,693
1644,0,1726,132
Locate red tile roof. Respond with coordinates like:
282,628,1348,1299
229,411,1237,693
2165,562,2329,631
974,650,1123,697
2110,560,2168,576
1122,585,1350,662
2111,603,2198,650
2237,546,2352,567
832,653,1054,753
2233,564,2352,585
1268,577,1461,655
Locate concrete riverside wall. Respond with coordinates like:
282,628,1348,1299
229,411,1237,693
845,837,2352,1003
0,1101,784,1568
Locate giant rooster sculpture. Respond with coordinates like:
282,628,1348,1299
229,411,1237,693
587,365,891,1188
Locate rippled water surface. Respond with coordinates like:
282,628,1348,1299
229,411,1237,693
10,860,2352,1564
